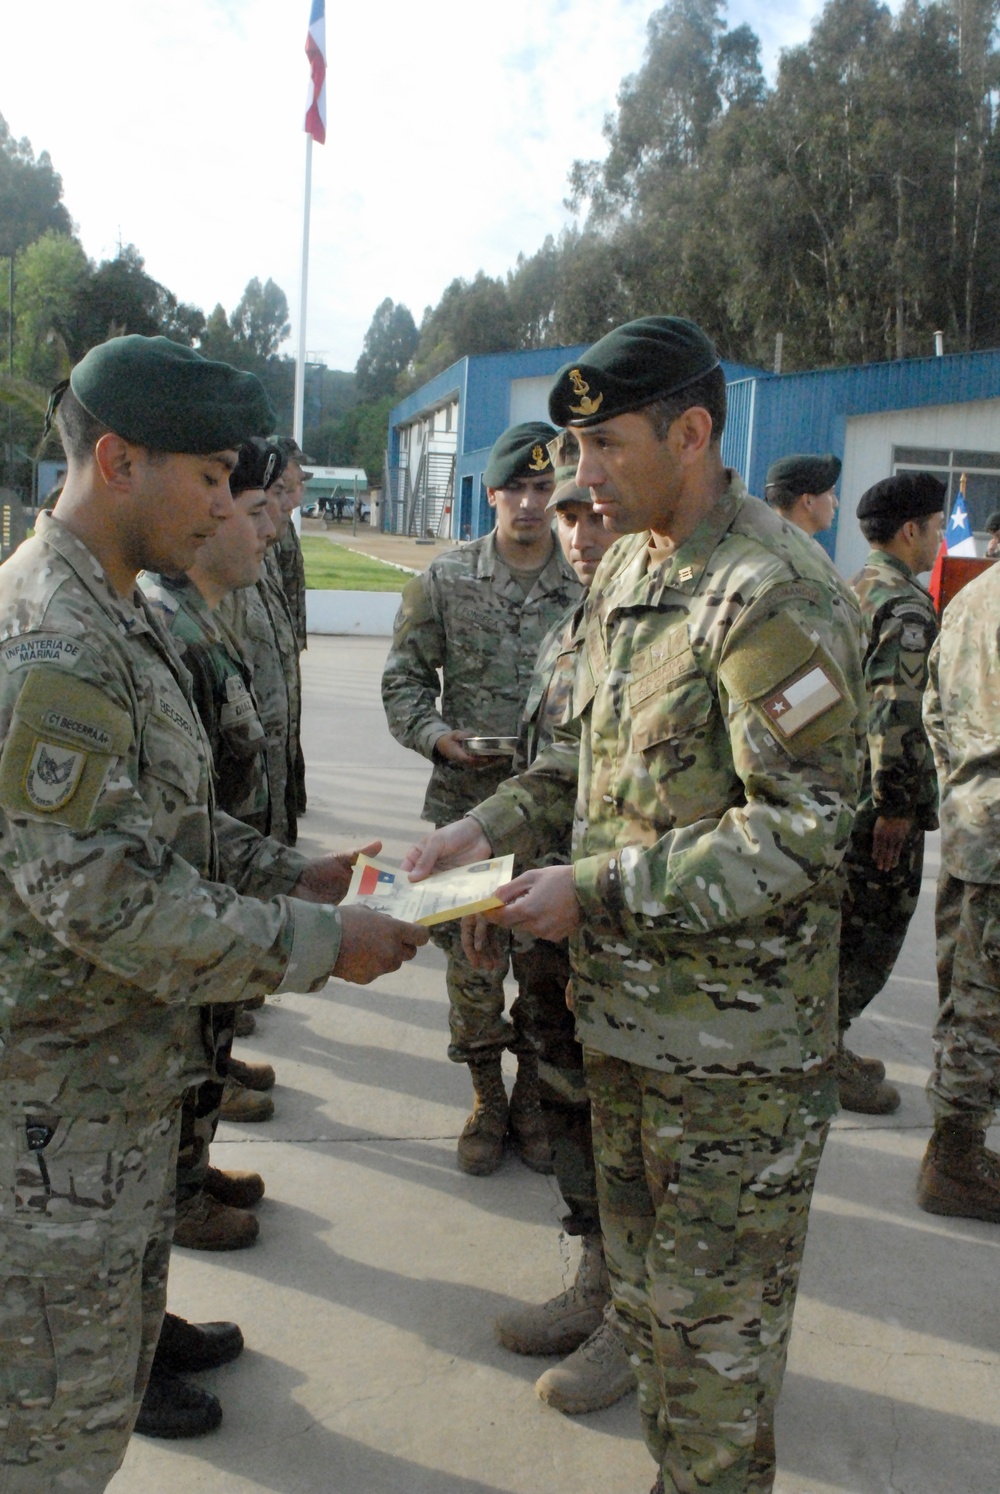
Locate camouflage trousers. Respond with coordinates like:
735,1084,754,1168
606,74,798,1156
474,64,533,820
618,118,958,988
175,1003,236,1204
927,879,1000,1128
511,940,599,1237
838,825,924,1030
0,1101,181,1493
584,1051,836,1494
934,870,965,1008
430,919,518,1064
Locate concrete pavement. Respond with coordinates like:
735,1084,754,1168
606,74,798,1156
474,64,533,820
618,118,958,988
111,636,1000,1494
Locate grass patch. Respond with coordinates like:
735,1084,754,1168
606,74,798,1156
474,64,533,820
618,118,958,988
301,536,406,591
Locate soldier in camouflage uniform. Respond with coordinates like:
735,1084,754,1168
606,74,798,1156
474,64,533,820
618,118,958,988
489,448,634,1413
219,474,303,848
272,438,310,816
834,474,943,1113
917,558,1000,1222
406,317,866,1494
763,452,841,539
0,337,426,1490
382,423,581,1175
141,440,284,1258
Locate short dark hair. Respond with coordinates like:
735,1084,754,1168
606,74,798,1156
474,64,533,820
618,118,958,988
764,483,799,512
643,366,727,444
54,387,110,461
860,510,939,545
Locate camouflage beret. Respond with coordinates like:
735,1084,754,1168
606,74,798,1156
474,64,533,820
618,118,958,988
545,428,580,486
546,477,597,513
70,335,274,454
484,422,557,488
856,472,948,524
765,453,841,496
230,437,286,496
273,435,316,466
548,316,720,428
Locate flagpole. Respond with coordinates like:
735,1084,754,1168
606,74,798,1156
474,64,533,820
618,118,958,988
293,132,312,448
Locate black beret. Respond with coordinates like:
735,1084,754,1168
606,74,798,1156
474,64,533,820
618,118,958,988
856,472,948,524
548,316,719,428
484,422,557,488
70,335,274,454
230,438,286,496
985,509,1000,533
765,453,841,496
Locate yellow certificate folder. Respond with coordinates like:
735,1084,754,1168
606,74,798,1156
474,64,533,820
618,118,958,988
340,853,515,927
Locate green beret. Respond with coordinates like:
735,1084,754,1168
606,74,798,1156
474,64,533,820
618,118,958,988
70,335,274,453
548,316,719,428
546,478,597,513
484,422,557,488
856,472,947,524
765,453,841,496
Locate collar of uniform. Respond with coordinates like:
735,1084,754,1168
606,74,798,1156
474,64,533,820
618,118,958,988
644,471,747,601
35,512,155,638
866,549,932,600
476,526,576,594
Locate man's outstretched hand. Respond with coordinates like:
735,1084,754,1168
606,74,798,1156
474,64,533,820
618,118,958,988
333,906,428,985
403,819,492,881
479,865,582,943
293,840,382,905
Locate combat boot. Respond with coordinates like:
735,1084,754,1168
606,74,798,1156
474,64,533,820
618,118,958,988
204,1164,265,1209
135,1371,222,1439
509,1052,554,1174
494,1232,609,1355
535,1304,635,1414
917,1119,1000,1222
153,1313,244,1375
835,1042,899,1114
838,1036,885,1082
226,1054,276,1091
173,1189,260,1251
220,1075,275,1122
234,1009,256,1038
456,1057,509,1175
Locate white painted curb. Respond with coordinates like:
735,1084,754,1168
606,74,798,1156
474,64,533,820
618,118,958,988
306,589,401,636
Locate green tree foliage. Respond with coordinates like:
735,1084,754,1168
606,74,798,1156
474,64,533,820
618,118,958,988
355,298,418,400
0,113,71,254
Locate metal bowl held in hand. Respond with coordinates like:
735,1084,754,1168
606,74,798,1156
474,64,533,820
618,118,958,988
465,736,517,758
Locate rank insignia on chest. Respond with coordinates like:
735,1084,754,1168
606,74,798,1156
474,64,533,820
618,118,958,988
762,663,843,738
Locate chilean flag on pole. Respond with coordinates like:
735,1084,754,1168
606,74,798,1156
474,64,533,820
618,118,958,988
304,0,327,145
928,472,976,605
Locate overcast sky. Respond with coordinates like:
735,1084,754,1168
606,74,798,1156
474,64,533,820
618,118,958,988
3,1,828,371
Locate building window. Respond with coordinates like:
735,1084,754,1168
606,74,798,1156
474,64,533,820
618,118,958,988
892,445,1000,532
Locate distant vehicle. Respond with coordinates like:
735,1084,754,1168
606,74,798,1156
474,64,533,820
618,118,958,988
301,500,320,517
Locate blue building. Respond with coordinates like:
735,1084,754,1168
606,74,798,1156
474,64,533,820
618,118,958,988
389,343,1000,573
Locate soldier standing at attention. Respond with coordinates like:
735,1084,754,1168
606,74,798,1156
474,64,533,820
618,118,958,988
489,441,634,1414
917,557,1000,1220
763,453,841,539
0,335,426,1492
271,437,311,816
405,317,866,1494
382,423,581,1175
835,474,944,1112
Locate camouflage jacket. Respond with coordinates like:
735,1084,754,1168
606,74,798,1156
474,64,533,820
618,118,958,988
471,477,867,1078
850,548,938,833
381,531,582,825
923,558,1000,883
277,523,308,652
140,572,271,835
219,549,301,844
0,516,341,1116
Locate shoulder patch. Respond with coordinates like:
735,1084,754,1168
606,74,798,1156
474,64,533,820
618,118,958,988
720,611,855,755
0,634,84,672
0,668,133,829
